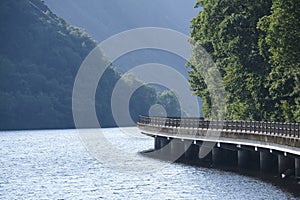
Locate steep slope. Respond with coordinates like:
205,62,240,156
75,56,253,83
0,0,157,130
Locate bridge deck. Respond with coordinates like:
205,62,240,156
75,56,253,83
138,116,300,155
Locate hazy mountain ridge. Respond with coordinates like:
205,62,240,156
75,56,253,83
44,0,200,76
44,0,199,41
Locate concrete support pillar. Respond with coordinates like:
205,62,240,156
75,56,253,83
278,154,294,177
184,142,193,159
160,137,169,148
184,143,199,161
170,139,185,161
198,142,213,163
212,147,237,167
159,137,171,157
250,151,260,170
223,149,238,167
212,147,223,166
198,146,212,163
238,149,250,169
260,151,277,173
238,149,259,170
295,158,300,178
154,137,161,150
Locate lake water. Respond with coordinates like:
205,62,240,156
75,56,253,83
0,128,298,199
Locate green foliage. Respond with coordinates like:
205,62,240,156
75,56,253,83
257,0,300,122
156,90,181,117
189,0,296,121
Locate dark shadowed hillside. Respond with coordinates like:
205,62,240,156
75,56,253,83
0,0,162,130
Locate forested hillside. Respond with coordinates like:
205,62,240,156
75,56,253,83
0,0,165,130
189,0,300,123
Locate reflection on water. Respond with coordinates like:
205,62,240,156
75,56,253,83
0,128,297,199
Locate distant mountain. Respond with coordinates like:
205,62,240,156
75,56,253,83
44,0,200,75
44,0,199,40
0,0,160,130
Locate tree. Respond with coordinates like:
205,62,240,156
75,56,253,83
189,0,272,121
258,0,300,122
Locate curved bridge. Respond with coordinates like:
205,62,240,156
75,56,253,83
138,116,300,179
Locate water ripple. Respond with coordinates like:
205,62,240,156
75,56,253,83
0,128,297,199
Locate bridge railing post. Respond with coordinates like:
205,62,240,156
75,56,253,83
161,117,165,127
238,120,241,132
288,123,292,137
296,123,299,138
227,121,231,131
255,121,258,133
240,121,244,132
257,121,261,134
277,122,282,136
169,118,173,127
191,118,196,129
244,121,248,132
291,123,295,137
275,122,278,136
188,118,192,128
283,122,287,136
157,117,160,126
268,122,272,135
282,122,286,136
244,121,247,132
272,122,275,135
274,122,278,136
233,120,235,131
152,117,155,126
279,122,283,136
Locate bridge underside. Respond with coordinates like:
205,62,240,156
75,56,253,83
142,131,300,179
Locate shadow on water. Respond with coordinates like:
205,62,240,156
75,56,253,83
140,148,300,198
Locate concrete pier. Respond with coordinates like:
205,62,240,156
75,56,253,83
154,137,161,150
238,149,250,169
184,142,199,160
212,147,223,166
260,151,277,173
295,158,300,178
212,146,237,167
156,137,171,157
170,139,185,160
278,154,294,176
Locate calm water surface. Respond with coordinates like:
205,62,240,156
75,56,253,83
0,128,298,199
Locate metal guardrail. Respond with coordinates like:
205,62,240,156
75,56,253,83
138,116,300,138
